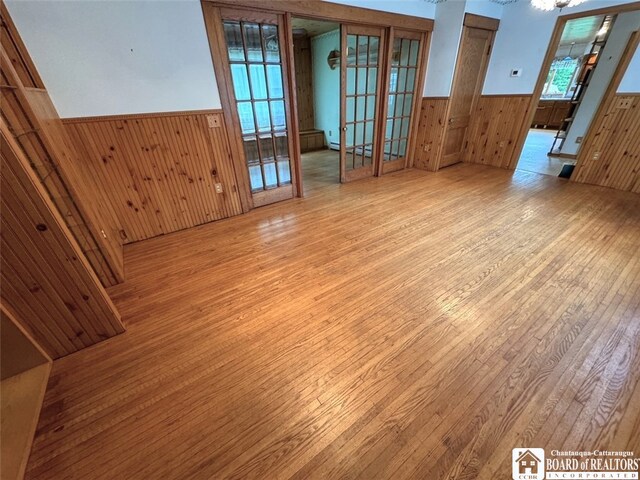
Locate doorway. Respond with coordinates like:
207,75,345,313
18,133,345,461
291,17,341,191
517,14,614,177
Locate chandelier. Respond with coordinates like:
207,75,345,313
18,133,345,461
531,0,587,11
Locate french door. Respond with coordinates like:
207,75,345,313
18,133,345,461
340,25,386,183
380,29,424,174
220,10,296,207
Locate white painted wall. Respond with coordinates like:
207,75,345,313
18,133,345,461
5,0,220,118
562,10,640,154
484,0,639,95
311,30,341,147
618,43,640,92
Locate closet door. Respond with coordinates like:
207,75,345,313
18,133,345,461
380,29,425,174
220,9,296,207
340,25,386,182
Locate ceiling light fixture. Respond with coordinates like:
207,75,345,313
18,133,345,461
531,0,587,11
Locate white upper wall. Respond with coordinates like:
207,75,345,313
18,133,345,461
5,0,220,118
484,0,639,95
618,43,640,92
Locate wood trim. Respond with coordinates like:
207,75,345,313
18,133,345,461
252,184,294,207
203,0,434,31
408,31,430,169
376,26,395,177
549,152,578,160
201,3,253,212
62,109,224,124
285,12,303,198
509,2,640,171
464,13,500,31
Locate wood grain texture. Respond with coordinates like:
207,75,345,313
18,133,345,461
1,8,124,286
25,163,640,479
464,95,532,169
1,119,124,359
293,34,315,132
63,111,244,243
572,94,640,193
412,97,448,172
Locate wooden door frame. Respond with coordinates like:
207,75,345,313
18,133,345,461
378,28,430,175
506,1,640,171
435,13,499,170
201,0,432,208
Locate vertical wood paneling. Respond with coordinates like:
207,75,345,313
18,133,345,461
1,119,124,359
464,95,531,169
293,34,315,132
63,111,243,243
573,94,640,193
412,97,449,172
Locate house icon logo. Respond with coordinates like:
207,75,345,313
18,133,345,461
512,448,545,480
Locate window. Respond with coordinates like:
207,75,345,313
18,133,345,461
541,57,581,99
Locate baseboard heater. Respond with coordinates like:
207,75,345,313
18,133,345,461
328,142,374,157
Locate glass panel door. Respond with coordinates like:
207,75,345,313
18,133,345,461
222,13,294,207
340,25,385,182
382,30,423,174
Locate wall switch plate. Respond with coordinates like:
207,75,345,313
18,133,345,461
423,144,430,152
576,136,583,144
593,151,601,160
215,183,223,194
510,68,522,77
207,115,221,128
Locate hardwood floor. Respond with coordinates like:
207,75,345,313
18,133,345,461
516,129,567,177
27,164,640,479
302,149,340,190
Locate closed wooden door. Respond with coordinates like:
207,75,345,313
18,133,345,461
340,25,386,182
441,22,495,168
220,10,297,207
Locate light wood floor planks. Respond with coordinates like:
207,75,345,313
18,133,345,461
26,162,640,479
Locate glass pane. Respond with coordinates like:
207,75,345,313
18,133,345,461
356,96,365,122
364,121,374,145
346,97,355,122
391,38,401,66
357,35,368,65
254,101,271,132
347,68,356,96
270,101,286,131
345,123,355,147
277,161,291,184
237,103,255,134
393,118,402,140
400,39,411,66
262,25,280,62
401,117,410,137
366,95,375,120
230,64,250,101
405,68,416,93
275,133,289,159
224,22,244,62
368,68,378,94
266,65,283,98
243,136,259,164
403,94,414,116
249,165,264,191
345,148,355,170
357,68,367,95
243,23,263,62
384,141,392,161
385,119,393,140
259,135,275,162
389,68,399,93
387,94,396,115
249,64,268,100
263,162,278,188
369,36,380,64
397,68,408,93
347,35,357,65
409,40,420,67
355,122,364,146
394,94,405,117
399,138,408,157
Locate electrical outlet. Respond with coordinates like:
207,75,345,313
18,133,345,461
207,115,221,128
423,144,431,152
215,183,223,194
593,151,601,160
576,136,583,144
615,98,632,109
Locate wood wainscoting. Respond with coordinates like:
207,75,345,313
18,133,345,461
1,120,124,359
463,94,532,169
412,97,449,172
572,94,640,193
63,110,243,244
